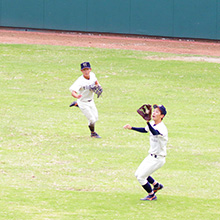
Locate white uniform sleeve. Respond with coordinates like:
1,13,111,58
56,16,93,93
69,78,81,93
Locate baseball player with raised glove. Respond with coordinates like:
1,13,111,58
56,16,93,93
69,62,102,138
124,104,168,201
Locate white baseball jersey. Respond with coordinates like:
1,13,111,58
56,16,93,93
69,72,98,125
145,121,168,156
69,72,97,102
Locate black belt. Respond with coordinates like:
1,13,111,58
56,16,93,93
87,99,92,102
150,154,165,158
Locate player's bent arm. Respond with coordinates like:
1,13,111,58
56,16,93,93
95,80,101,87
147,122,160,135
71,91,82,99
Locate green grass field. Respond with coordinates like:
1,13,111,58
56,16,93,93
0,44,220,220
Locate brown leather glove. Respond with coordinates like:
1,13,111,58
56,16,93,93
137,104,152,121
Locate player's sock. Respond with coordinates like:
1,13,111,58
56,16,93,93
149,192,155,196
89,124,95,132
154,182,159,188
147,176,155,184
147,176,159,187
142,182,153,194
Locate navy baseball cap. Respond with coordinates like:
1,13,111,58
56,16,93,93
81,62,91,70
153,104,167,116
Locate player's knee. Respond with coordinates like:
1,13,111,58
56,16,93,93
135,170,138,178
135,172,146,185
135,172,141,182
89,117,98,125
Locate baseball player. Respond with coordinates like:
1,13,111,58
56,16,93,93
69,62,101,138
123,104,168,201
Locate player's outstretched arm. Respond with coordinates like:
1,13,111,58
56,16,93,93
123,124,132,129
123,124,147,133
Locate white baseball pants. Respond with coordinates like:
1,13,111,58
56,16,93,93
135,154,165,185
77,100,98,125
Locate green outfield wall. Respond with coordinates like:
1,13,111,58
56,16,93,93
0,0,220,40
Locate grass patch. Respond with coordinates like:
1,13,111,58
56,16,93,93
0,44,220,219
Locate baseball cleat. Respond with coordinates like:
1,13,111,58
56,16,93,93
153,184,163,193
91,132,101,138
140,194,157,201
69,101,79,107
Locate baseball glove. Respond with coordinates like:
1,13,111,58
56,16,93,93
137,104,152,121
90,85,103,98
